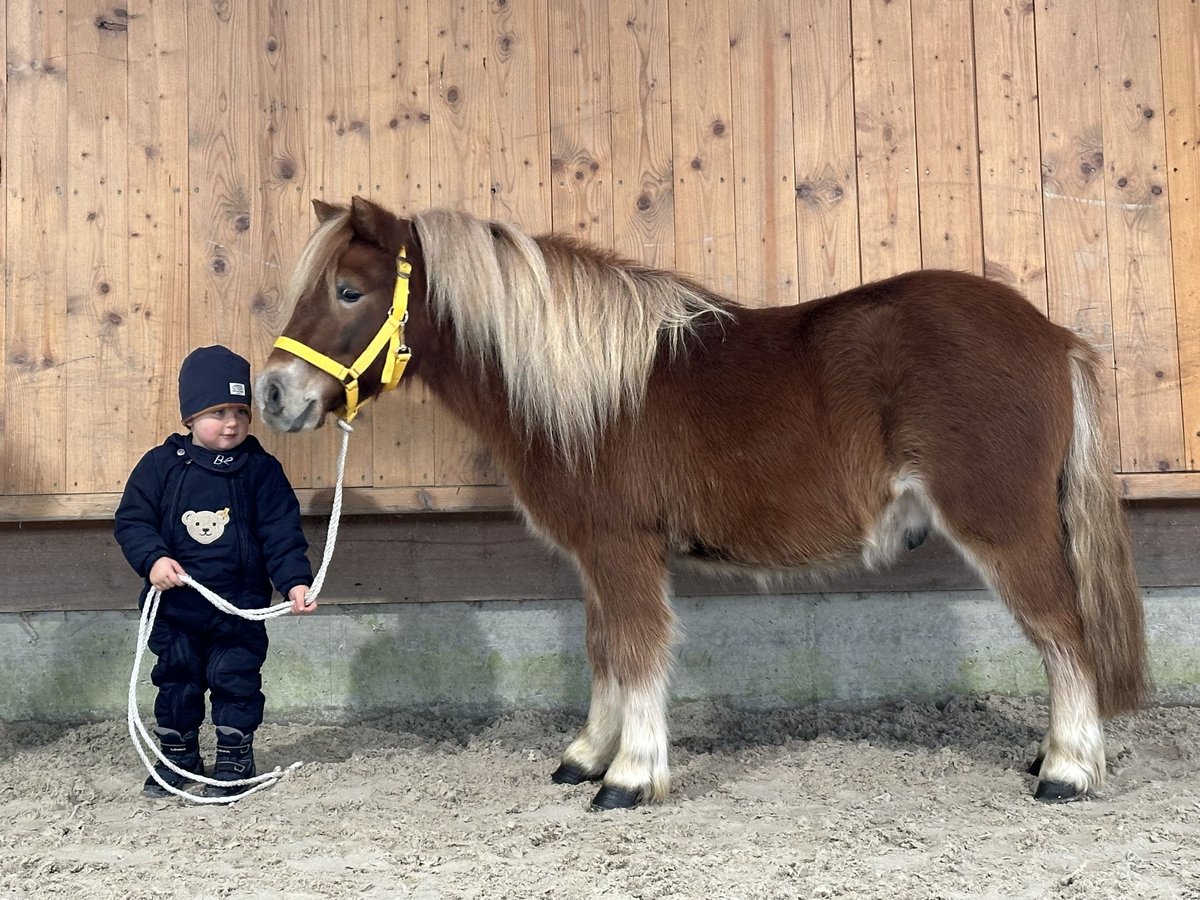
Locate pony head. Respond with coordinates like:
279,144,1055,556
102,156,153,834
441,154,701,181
257,197,427,432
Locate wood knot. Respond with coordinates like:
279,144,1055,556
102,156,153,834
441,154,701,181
96,11,128,32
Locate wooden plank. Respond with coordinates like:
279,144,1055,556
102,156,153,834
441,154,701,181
790,0,860,298
0,0,7,497
0,484,513,522
367,0,433,220
291,484,513,515
5,0,69,495
1160,0,1200,471
6,470,1199,524
367,0,438,490
310,1,375,490
245,1,316,489
186,0,256,393
126,0,190,480
607,0,675,267
489,0,551,231
428,1,498,488
429,1,491,216
910,0,982,273
668,0,737,295
64,3,130,494
972,0,1048,311
5,503,1198,614
188,0,327,498
1119,473,1200,499
728,0,799,307
850,0,921,282
548,0,613,243
1096,0,1185,473
1035,0,1120,467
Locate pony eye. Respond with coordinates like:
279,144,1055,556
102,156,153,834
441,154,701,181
337,285,365,303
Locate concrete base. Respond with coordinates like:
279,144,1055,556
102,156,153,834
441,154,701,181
4,587,1199,722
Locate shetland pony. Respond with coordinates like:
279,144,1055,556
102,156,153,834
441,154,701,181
257,196,1147,810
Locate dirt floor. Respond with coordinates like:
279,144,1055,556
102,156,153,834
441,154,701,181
1,695,1198,899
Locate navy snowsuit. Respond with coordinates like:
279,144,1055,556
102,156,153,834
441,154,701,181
114,433,312,735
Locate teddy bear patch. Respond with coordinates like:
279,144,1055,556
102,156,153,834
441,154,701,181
182,508,230,545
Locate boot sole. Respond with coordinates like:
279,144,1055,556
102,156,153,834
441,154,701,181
142,780,204,799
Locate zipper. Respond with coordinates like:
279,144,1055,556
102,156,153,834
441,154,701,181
231,477,247,599
165,456,192,556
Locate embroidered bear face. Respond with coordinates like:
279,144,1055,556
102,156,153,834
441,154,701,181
182,508,230,545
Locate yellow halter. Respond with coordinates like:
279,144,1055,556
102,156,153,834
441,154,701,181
273,248,413,423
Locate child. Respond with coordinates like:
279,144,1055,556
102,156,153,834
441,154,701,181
115,345,317,798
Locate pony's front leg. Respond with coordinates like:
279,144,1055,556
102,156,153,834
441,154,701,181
551,671,621,785
553,537,675,810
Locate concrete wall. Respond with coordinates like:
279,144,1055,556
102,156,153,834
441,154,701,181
5,587,1199,724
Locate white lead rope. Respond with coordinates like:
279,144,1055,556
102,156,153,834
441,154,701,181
129,418,354,804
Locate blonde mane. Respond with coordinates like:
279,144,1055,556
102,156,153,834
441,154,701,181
413,209,731,454
287,213,353,310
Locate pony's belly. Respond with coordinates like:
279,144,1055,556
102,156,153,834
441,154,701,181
672,475,934,577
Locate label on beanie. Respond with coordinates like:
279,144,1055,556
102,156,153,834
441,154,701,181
229,382,246,396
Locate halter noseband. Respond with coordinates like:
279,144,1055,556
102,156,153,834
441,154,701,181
273,248,413,423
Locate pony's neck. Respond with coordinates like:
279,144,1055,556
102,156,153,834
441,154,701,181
413,334,529,469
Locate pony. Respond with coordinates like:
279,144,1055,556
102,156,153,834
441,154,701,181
257,196,1148,810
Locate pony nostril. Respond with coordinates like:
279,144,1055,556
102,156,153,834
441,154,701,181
264,377,284,414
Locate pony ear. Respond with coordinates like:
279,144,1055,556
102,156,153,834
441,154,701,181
312,199,344,223
349,195,405,252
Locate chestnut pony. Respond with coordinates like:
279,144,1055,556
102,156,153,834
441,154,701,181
258,197,1147,810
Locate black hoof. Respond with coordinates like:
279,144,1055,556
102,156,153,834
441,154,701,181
1027,753,1044,777
551,762,603,785
590,784,642,811
1035,779,1085,803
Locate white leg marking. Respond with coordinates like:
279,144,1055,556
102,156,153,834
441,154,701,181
1040,647,1106,792
562,674,622,775
603,676,671,802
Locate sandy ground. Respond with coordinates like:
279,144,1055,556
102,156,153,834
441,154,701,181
1,695,1198,899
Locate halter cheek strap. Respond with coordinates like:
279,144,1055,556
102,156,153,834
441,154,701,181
273,248,413,423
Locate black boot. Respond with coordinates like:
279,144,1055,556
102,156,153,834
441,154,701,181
207,726,256,797
142,727,205,798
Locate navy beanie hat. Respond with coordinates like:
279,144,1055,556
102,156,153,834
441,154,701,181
179,345,253,424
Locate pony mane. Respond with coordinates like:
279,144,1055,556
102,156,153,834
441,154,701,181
287,212,353,311
413,208,732,455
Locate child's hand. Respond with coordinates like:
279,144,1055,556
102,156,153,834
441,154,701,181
289,585,316,615
149,557,187,591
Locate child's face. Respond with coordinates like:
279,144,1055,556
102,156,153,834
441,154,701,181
190,405,251,452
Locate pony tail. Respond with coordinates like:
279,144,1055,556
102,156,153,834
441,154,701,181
1061,343,1149,718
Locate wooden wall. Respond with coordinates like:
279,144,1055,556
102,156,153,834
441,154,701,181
1,0,1198,523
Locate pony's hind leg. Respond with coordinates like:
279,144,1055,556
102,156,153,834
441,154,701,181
952,523,1105,801
555,536,675,810
1026,641,1105,801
